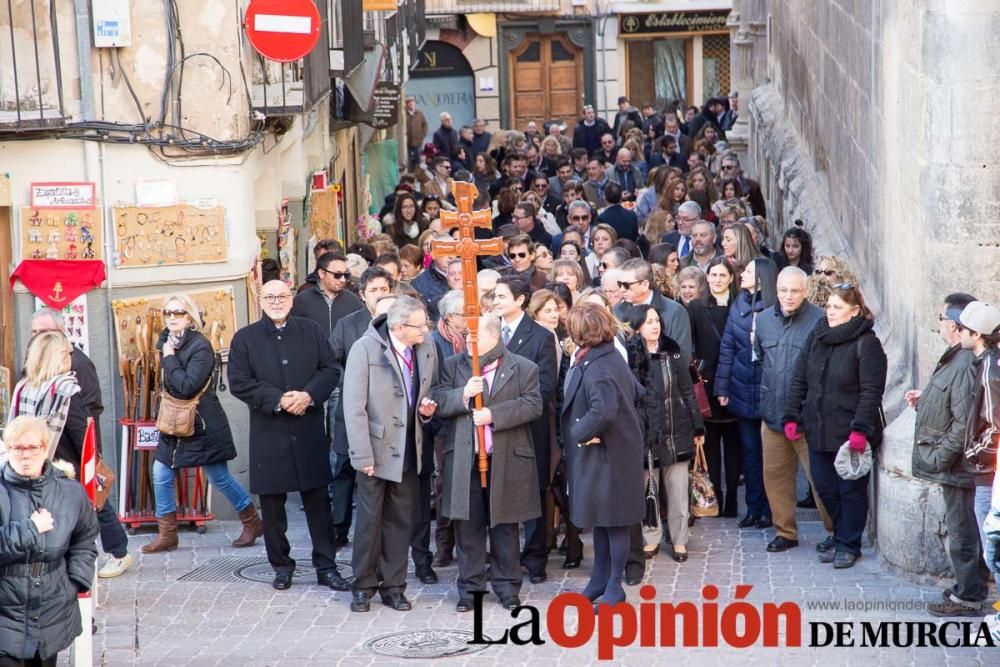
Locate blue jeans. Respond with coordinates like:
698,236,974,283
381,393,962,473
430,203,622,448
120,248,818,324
974,485,1000,584
738,418,770,518
152,459,253,517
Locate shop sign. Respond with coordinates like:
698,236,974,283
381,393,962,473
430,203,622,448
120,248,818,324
30,182,96,209
619,10,730,35
367,82,401,129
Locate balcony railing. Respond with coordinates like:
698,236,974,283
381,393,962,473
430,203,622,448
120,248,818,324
0,0,68,129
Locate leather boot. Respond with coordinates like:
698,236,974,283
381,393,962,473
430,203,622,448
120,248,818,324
232,505,263,548
141,513,179,553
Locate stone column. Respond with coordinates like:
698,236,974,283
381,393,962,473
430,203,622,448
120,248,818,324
726,3,751,163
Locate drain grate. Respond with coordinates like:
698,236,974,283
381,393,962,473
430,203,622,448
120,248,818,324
364,630,491,659
178,555,353,583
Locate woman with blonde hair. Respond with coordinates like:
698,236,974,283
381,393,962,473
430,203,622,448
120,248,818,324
143,293,260,553
540,135,562,159
807,256,859,308
673,266,709,306
658,178,688,215
549,259,586,303
720,221,760,272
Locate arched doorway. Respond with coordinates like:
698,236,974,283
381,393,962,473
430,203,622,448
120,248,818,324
509,33,584,134
407,41,476,147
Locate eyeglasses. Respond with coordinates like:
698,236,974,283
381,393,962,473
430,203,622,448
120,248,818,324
7,445,45,456
322,270,351,280
938,315,952,322
162,309,188,318
400,322,428,331
261,294,291,304
617,281,637,289
599,262,609,270
721,165,736,171
569,215,589,221
508,251,530,260
814,269,836,276
831,283,854,290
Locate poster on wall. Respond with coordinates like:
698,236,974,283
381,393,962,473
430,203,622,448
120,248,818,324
112,204,227,268
20,207,103,261
34,295,89,355
30,182,96,209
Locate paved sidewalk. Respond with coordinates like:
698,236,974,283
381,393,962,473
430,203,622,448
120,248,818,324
69,501,993,666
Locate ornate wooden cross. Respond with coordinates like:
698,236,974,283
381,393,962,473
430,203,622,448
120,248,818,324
433,181,504,487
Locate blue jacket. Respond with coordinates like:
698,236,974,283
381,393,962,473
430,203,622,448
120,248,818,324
714,290,768,420
411,267,450,321
755,301,823,431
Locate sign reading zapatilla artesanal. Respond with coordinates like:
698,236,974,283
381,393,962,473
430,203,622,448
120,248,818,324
620,10,730,35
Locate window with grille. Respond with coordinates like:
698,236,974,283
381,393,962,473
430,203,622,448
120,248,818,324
702,34,731,99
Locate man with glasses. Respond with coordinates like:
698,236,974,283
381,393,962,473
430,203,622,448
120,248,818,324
597,133,618,164
755,267,833,554
664,201,702,258
328,268,396,550
532,174,561,215
720,152,767,218
513,203,553,252
291,252,363,336
228,280,348,592
297,238,344,294
614,258,692,356
607,148,642,201
343,296,439,612
422,157,455,204
505,233,547,292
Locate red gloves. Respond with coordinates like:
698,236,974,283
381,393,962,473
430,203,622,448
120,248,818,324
848,431,868,452
784,422,801,441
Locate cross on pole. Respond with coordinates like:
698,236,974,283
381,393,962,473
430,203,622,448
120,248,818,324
433,181,504,488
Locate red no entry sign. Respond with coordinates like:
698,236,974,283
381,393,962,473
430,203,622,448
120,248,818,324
244,0,321,63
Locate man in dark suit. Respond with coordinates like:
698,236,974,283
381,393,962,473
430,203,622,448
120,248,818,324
612,96,644,142
572,104,611,155
343,296,439,612
513,202,553,250
663,114,692,156
433,315,544,611
228,280,349,592
505,234,548,292
492,277,558,582
596,182,639,241
687,98,726,140
720,153,767,219
290,252,364,336
614,259,693,357
662,201,702,258
328,268,394,549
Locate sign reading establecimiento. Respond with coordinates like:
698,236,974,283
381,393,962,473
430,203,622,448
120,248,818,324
619,10,730,35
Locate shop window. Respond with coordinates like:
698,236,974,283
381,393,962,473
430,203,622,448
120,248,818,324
702,35,731,99
628,39,688,109
517,41,541,63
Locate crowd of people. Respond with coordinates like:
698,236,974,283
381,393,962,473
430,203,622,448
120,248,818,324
1,96,1000,663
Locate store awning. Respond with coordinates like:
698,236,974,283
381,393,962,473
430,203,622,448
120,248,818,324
466,13,497,38
345,44,386,110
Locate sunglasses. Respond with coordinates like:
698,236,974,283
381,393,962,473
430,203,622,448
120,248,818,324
569,215,589,221
814,269,836,276
721,165,736,171
617,281,637,289
323,270,351,280
162,309,188,318
831,283,854,290
508,251,530,260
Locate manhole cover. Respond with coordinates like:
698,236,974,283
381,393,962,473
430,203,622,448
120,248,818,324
235,560,354,583
178,555,352,583
365,630,491,659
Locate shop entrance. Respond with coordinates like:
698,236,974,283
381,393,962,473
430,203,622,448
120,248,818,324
509,33,584,133
626,34,731,109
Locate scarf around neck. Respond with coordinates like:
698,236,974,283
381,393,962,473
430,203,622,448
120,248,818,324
476,342,504,371
9,372,81,459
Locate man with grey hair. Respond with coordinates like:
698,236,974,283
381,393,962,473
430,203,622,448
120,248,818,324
664,201,702,258
614,258,693,355
433,314,543,612
607,148,642,200
553,199,595,253
600,268,626,308
344,295,439,612
476,269,501,297
683,220,721,270
755,266,831,553
471,118,491,156
29,308,134,578
433,111,458,158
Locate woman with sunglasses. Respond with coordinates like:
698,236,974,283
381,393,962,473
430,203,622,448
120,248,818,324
783,284,887,569
0,416,99,667
806,256,858,309
143,294,260,553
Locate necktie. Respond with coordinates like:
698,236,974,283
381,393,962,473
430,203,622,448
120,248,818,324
680,236,691,257
397,347,414,404
477,358,502,455
502,325,512,347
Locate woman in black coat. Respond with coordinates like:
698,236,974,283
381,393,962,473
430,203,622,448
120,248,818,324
626,306,705,563
0,416,98,666
783,284,887,569
688,256,743,517
561,303,644,608
145,294,260,554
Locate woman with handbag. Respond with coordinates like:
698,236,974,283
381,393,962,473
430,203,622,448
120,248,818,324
144,294,261,553
625,305,705,562
687,256,743,517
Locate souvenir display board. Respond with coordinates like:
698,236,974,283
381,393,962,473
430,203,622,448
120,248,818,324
20,207,103,261
34,295,89,355
111,287,237,363
112,204,227,267
308,188,339,241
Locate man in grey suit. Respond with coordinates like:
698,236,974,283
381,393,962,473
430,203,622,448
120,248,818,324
614,258,693,356
343,296,439,612
433,315,543,612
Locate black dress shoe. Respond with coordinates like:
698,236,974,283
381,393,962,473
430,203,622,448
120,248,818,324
350,591,371,612
529,571,547,584
755,516,773,529
688,515,697,527
381,592,412,611
816,536,836,553
670,547,688,563
334,535,350,548
766,536,799,553
500,595,521,610
737,514,758,528
317,570,351,591
796,495,817,509
272,571,293,590
456,598,474,613
833,551,858,569
416,567,438,585
562,557,582,569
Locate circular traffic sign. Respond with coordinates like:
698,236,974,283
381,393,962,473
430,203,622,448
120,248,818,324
244,0,321,63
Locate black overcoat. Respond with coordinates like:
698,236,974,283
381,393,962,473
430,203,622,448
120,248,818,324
227,315,337,494
156,329,237,469
329,308,372,455
560,342,645,528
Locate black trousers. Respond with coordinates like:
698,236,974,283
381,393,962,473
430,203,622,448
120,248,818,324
0,655,56,667
942,484,991,602
808,449,869,556
551,457,582,562
352,467,418,596
410,470,433,570
259,486,338,576
455,464,522,599
433,436,455,558
521,419,554,575
704,420,742,517
329,450,356,541
626,523,646,580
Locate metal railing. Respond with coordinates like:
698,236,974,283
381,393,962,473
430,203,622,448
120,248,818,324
425,0,559,14
251,1,331,116
0,0,67,129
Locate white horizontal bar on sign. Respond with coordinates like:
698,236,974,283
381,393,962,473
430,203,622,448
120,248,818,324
254,14,312,34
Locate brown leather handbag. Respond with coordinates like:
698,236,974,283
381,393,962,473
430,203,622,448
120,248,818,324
156,378,211,438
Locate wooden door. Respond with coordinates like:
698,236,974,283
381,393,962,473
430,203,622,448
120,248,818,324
510,34,583,133
0,207,14,372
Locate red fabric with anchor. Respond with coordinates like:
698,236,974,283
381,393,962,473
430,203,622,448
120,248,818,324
9,259,107,308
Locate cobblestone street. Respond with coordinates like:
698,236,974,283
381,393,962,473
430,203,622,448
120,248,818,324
70,499,993,666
